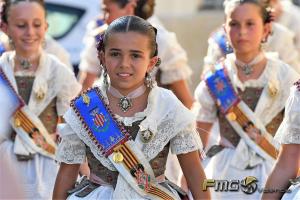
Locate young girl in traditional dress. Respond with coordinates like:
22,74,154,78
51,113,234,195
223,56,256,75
53,15,210,200
194,0,299,199
0,0,81,199
202,0,300,75
262,80,300,200
79,0,194,109
78,0,194,188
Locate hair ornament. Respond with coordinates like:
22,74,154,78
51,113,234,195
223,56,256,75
96,33,105,53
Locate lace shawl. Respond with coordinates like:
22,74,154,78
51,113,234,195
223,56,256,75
274,86,300,144
56,86,203,170
195,53,299,126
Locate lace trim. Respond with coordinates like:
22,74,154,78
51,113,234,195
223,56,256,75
142,117,177,160
56,134,86,164
63,86,200,167
170,124,203,155
226,53,274,91
141,111,201,160
275,125,300,144
160,65,192,85
64,109,116,171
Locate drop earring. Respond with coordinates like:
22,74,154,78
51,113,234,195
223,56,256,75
145,72,155,88
103,68,109,88
9,38,15,49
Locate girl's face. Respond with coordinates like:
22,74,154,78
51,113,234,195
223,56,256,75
102,0,134,24
102,31,157,94
224,3,270,56
268,0,282,20
3,2,48,56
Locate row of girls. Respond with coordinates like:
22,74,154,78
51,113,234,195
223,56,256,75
0,1,299,200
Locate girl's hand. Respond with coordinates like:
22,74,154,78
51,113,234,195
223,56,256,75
245,125,262,144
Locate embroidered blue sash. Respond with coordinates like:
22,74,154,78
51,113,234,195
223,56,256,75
0,68,57,158
72,87,130,156
205,63,278,160
205,63,239,114
71,88,178,199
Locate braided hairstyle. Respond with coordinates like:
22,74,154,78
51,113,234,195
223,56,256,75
97,15,158,59
223,0,273,24
1,0,45,24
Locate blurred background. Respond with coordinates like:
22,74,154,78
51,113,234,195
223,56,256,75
44,0,227,92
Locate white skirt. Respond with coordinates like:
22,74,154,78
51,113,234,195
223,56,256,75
0,140,59,200
282,183,300,200
67,185,114,200
67,176,182,200
204,147,274,200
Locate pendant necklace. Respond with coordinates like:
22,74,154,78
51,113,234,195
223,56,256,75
108,85,147,112
15,54,39,70
235,52,265,76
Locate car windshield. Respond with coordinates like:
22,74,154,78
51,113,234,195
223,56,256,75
46,3,84,39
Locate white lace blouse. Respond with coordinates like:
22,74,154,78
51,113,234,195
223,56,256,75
203,23,300,74
0,51,81,143
195,53,299,126
56,86,203,168
274,84,300,144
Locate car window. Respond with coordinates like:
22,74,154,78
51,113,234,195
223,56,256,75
46,3,85,40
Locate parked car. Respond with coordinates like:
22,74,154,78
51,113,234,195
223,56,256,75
45,0,101,73
293,0,300,6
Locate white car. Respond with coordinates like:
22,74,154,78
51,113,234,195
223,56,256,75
45,0,101,72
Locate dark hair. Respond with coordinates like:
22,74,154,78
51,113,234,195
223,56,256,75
1,0,46,24
110,0,155,20
224,0,273,24
97,15,158,58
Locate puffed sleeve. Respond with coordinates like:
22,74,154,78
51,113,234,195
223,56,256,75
268,23,300,74
78,38,102,75
194,80,218,123
170,122,205,157
78,20,102,75
44,36,73,70
274,85,300,144
56,64,82,116
155,26,192,85
55,123,87,164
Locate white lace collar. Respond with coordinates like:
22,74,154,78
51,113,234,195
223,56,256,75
0,51,60,116
225,53,278,91
64,85,197,170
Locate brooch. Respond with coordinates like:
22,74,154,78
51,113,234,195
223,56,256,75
268,81,278,98
140,130,154,143
35,90,45,100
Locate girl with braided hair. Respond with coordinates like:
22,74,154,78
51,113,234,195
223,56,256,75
53,15,210,200
78,0,194,110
